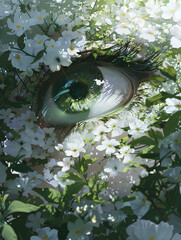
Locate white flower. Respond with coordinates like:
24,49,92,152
164,98,181,114
93,124,109,142
170,131,181,157
0,3,12,19
0,108,14,124
26,212,44,231
162,2,181,21
19,110,36,128
53,13,71,25
168,214,181,235
49,171,74,188
126,220,174,240
44,158,57,169
43,168,53,181
29,10,48,26
0,162,7,184
25,35,48,56
163,167,181,183
172,233,181,240
105,119,123,137
43,46,72,72
27,171,44,186
6,177,33,194
115,146,135,163
104,158,126,177
170,25,181,48
25,128,45,148
8,51,33,71
130,192,151,217
128,119,149,138
3,140,21,157
7,12,30,36
96,139,119,155
57,157,74,172
64,140,86,158
67,218,93,240
139,25,159,42
30,227,58,240
55,143,63,151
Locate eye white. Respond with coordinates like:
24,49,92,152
87,65,134,118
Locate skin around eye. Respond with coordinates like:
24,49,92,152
36,61,135,126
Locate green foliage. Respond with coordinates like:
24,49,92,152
1,224,18,240
33,188,62,204
17,34,25,50
163,111,181,136
4,201,40,218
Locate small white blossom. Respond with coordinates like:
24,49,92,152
115,146,135,163
30,227,58,240
170,25,181,48
64,140,86,158
67,218,93,240
164,98,181,114
130,192,151,217
57,157,74,172
0,108,14,124
126,220,174,240
104,158,126,177
26,212,44,231
96,139,119,155
49,171,74,188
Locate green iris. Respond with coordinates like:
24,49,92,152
51,63,103,113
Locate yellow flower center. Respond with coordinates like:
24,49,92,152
150,237,155,240
37,40,42,44
35,219,40,224
37,16,42,20
69,44,74,51
73,149,77,152
15,54,20,59
176,104,181,109
74,230,81,235
42,236,48,240
121,13,126,17
51,45,54,48
16,25,21,28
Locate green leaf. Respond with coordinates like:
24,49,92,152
4,201,40,217
17,34,25,50
33,188,62,204
31,50,44,64
163,111,181,137
160,65,177,81
1,224,18,240
60,172,82,182
11,163,33,173
0,51,10,68
129,136,155,147
83,154,91,160
150,75,166,86
63,182,85,210
146,92,176,107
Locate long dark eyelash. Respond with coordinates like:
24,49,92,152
76,41,165,73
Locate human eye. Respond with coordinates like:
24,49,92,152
33,42,161,126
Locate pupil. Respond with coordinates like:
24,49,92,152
69,81,88,100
